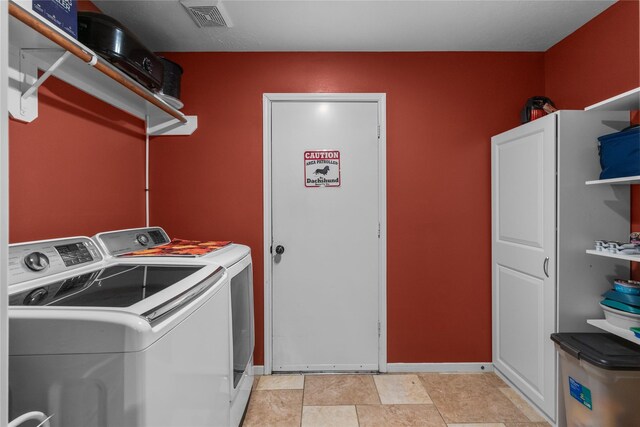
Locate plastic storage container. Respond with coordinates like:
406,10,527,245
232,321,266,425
551,333,640,427
614,279,640,296
600,302,640,329
598,125,640,180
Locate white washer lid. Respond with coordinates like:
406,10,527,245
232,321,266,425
9,264,227,355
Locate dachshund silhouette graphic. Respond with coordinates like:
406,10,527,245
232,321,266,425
314,166,330,175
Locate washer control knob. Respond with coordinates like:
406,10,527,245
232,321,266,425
24,252,49,272
24,287,48,305
136,234,150,246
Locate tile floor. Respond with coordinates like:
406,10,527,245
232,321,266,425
242,373,550,427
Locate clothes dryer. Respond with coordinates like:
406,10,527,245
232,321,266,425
93,227,255,427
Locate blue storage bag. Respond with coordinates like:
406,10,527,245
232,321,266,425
598,125,640,180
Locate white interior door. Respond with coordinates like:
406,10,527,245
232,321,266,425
492,114,557,420
270,99,381,372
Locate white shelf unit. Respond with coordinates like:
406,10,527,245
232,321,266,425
585,87,640,111
583,93,638,344
587,319,640,345
586,175,640,185
586,249,640,263
7,0,196,136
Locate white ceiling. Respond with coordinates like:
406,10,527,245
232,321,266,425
93,0,616,52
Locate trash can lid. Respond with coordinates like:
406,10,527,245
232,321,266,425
551,333,640,371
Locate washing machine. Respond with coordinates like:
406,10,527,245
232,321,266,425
93,227,255,427
8,236,231,427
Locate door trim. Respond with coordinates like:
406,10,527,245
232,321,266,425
262,93,387,375
1,1,9,421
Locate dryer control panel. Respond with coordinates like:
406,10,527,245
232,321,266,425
93,227,170,256
9,237,103,286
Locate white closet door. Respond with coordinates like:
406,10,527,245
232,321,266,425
492,114,557,420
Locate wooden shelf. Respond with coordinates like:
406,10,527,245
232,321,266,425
586,249,640,262
585,87,640,111
587,319,640,345
7,0,196,135
586,175,640,185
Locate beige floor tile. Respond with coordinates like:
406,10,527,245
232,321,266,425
304,374,380,406
420,373,505,392
484,373,508,387
242,390,303,427
252,375,260,390
503,423,550,427
374,374,432,404
301,405,358,427
499,387,546,422
447,424,506,427
357,404,447,427
257,374,305,390
419,373,529,424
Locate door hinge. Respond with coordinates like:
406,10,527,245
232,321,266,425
378,223,381,238
378,322,381,337
377,125,380,139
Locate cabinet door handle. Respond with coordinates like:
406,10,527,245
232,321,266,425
543,257,550,278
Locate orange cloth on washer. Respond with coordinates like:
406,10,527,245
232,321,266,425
123,238,232,257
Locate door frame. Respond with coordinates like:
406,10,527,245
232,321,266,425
262,93,387,375
1,1,9,423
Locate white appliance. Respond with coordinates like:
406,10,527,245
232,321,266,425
8,236,231,427
93,227,255,427
491,111,630,424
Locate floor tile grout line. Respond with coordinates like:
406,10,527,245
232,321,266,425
371,373,383,405
418,372,449,426
299,374,305,427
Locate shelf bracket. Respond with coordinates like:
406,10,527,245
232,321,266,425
146,115,198,136
8,45,38,122
21,50,72,100
9,47,98,123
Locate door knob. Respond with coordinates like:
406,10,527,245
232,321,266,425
275,245,285,255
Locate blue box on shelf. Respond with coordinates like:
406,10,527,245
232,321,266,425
32,0,78,39
598,125,640,180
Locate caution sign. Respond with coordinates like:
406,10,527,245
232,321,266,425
304,150,341,187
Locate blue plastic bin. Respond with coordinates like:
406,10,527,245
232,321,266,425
598,126,640,180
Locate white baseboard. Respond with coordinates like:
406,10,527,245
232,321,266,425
254,363,493,375
387,363,494,373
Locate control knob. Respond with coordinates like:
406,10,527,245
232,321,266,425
24,252,49,272
24,288,48,305
136,234,150,246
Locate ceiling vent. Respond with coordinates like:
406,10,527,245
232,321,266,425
181,0,233,28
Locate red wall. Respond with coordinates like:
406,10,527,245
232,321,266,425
544,0,639,109
150,52,545,364
8,80,146,242
545,0,640,278
7,0,638,365
8,0,146,243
